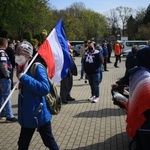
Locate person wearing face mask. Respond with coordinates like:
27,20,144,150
15,41,59,150
83,42,103,103
0,38,17,122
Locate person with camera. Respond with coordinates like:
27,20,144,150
83,42,103,103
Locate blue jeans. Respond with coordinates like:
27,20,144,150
100,68,103,83
18,122,59,150
0,78,14,118
87,73,101,97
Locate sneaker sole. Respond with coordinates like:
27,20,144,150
92,101,98,103
88,96,95,102
92,98,99,103
88,99,93,102
0,117,5,120
5,120,17,123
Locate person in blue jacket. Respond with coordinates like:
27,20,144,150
15,41,59,150
102,40,109,71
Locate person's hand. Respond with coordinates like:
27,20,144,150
111,83,118,88
17,73,24,79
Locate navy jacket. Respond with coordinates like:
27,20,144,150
84,49,103,74
0,49,12,78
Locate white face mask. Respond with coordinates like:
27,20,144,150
15,55,26,66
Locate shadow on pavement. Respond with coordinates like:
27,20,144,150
73,108,125,118
66,132,130,150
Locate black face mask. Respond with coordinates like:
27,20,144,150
88,46,93,52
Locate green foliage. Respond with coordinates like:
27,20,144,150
126,5,150,40
143,4,150,24
61,7,109,41
0,0,52,40
23,32,32,41
0,30,8,38
30,38,39,47
33,34,41,43
127,15,137,39
0,1,149,41
135,24,150,40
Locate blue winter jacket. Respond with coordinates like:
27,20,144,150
102,46,108,57
18,64,52,128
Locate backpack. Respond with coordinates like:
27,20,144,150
30,62,62,115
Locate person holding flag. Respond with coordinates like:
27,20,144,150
15,19,71,150
15,41,59,150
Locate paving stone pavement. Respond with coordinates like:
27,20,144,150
0,56,132,150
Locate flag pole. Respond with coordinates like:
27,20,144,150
0,52,39,113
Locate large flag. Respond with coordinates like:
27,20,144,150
38,19,71,83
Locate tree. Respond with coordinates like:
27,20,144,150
0,0,52,40
143,4,150,24
116,6,133,36
135,24,150,40
55,2,109,41
106,9,119,39
126,15,137,39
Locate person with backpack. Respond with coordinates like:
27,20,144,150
15,41,59,150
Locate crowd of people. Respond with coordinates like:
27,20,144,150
77,39,124,103
0,36,150,149
78,40,150,149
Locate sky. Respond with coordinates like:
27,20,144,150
50,0,150,14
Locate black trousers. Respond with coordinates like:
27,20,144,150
114,55,120,67
18,122,59,150
60,72,73,100
103,56,108,71
10,68,14,90
107,51,112,63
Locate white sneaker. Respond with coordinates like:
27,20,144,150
92,97,99,103
88,96,95,102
